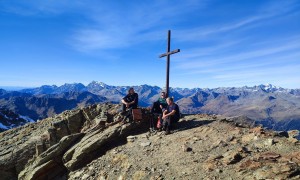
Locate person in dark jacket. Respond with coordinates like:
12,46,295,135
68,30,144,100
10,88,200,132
151,91,167,114
162,97,180,134
121,87,138,123
122,87,138,111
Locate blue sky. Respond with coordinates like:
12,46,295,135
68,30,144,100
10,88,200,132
0,0,299,89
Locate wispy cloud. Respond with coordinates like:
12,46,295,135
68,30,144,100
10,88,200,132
0,0,86,15
175,17,261,42
177,37,300,70
212,64,300,83
176,1,299,42
67,0,207,52
71,29,130,51
173,39,245,61
179,51,300,76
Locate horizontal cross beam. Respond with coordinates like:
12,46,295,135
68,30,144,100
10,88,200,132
159,49,180,58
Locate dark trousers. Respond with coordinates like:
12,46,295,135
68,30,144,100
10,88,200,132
122,103,137,112
122,104,128,112
162,115,179,131
122,104,137,122
122,104,131,115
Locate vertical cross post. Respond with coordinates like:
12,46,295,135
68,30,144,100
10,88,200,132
159,30,180,98
166,30,171,98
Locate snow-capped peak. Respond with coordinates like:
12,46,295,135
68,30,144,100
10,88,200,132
89,81,107,87
257,84,283,92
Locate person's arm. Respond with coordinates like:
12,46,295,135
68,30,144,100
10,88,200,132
122,95,130,107
162,107,176,119
159,99,167,109
127,101,134,105
164,110,176,117
121,99,128,105
162,109,168,116
163,104,177,118
126,94,138,106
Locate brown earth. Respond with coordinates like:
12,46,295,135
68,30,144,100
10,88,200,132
0,103,299,180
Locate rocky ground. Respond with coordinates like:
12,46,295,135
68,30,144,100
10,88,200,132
0,103,299,180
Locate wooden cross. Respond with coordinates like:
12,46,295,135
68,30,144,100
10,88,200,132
159,30,180,98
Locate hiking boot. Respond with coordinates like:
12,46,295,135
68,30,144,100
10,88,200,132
165,127,170,135
164,130,170,135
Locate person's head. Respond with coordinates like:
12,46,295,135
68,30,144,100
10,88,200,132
160,91,166,98
128,87,135,94
166,97,174,105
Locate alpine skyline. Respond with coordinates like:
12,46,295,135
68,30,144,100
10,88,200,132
0,0,299,88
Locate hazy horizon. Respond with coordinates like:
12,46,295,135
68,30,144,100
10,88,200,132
0,81,297,91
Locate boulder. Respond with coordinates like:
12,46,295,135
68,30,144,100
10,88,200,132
0,135,39,180
288,130,299,139
63,121,146,171
19,133,85,180
0,103,123,180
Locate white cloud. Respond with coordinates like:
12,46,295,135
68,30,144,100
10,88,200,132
177,37,300,70
71,29,130,51
68,0,207,52
0,0,85,15
176,0,299,42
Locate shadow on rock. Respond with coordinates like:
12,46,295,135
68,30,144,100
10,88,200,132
173,119,215,132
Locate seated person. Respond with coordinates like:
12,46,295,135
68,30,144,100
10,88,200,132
151,91,167,114
121,87,138,123
151,92,167,129
161,97,180,134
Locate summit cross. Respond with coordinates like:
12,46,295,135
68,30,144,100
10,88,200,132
159,30,180,98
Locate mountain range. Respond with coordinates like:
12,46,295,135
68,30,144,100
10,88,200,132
0,81,300,132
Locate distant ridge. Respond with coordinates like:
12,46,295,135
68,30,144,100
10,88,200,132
0,81,300,133
0,86,34,91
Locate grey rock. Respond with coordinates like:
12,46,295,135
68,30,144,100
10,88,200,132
140,141,151,147
264,138,275,146
288,130,299,139
182,144,192,152
19,133,84,180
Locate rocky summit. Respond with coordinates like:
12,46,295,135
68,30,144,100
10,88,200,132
0,103,299,180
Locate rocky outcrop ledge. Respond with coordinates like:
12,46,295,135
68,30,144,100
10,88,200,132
0,103,150,180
